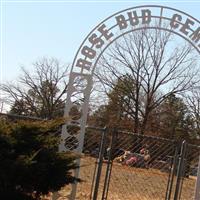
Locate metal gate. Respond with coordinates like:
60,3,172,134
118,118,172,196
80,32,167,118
88,129,200,200
60,127,200,200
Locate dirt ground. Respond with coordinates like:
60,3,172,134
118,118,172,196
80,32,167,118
46,156,196,200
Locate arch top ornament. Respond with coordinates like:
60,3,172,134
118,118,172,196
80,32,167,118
59,5,200,153
73,5,200,76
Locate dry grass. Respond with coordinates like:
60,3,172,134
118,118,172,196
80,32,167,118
54,156,196,200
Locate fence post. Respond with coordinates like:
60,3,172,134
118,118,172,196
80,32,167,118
165,142,179,200
92,127,107,200
101,128,117,200
173,140,187,200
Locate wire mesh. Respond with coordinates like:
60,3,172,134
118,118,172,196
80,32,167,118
104,131,177,200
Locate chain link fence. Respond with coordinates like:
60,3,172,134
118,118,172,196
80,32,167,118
101,130,176,200
50,126,200,200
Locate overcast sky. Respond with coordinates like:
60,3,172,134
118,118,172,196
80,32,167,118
1,0,200,83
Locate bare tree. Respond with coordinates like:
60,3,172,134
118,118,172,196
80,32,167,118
1,57,69,119
185,88,200,137
95,28,200,134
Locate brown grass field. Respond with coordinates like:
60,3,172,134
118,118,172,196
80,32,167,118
53,156,196,200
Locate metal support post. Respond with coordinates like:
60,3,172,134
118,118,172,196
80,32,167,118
69,158,81,200
92,127,107,200
101,128,117,200
174,140,187,200
165,142,178,200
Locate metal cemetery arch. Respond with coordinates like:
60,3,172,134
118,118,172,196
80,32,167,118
59,5,200,199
